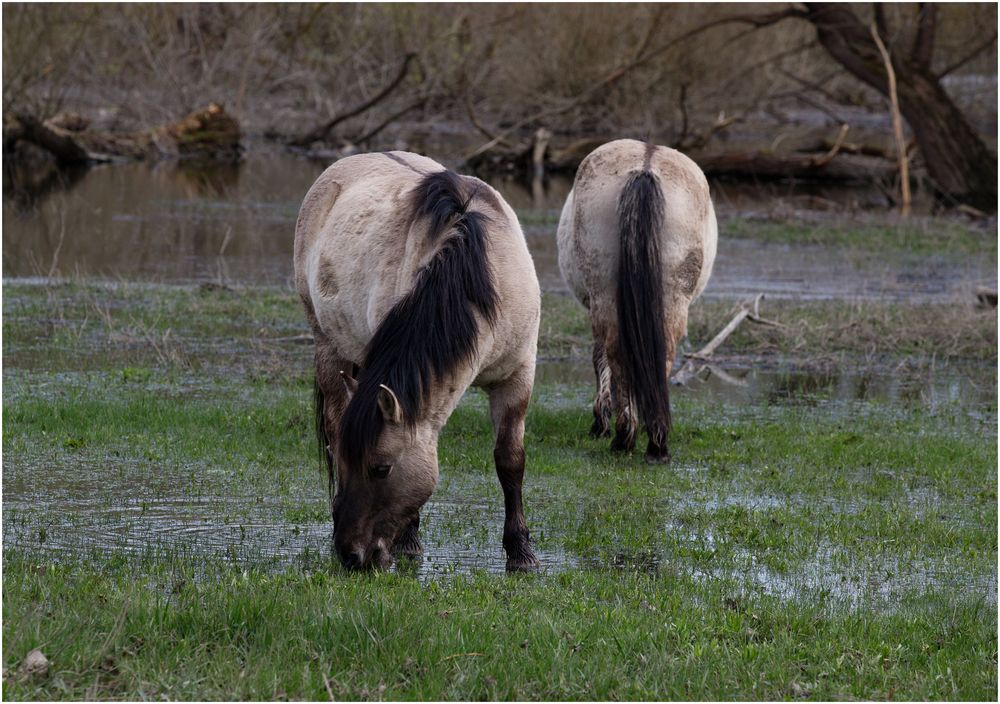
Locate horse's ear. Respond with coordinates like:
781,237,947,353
340,370,358,400
377,384,403,424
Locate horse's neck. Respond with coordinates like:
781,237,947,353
421,367,478,434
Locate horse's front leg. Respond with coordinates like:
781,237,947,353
488,367,540,572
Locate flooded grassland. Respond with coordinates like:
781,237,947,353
3,153,998,699
3,279,996,699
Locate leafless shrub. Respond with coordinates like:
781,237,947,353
3,3,995,147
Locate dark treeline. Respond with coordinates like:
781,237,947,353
3,3,997,207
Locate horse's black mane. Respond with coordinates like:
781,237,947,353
339,169,498,469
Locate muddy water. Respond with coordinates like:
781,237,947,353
4,147,994,300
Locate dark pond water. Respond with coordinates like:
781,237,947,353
4,146,994,301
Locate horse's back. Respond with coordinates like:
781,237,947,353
557,139,717,309
295,152,437,360
295,151,539,379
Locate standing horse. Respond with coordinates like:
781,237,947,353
557,139,717,463
295,151,541,571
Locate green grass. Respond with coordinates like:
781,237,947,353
3,280,997,700
721,216,998,257
4,553,994,700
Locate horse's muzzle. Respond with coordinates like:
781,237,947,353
337,541,393,571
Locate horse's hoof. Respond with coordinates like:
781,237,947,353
644,441,671,464
609,436,636,453
505,549,540,573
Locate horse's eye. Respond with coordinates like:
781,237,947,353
370,464,392,479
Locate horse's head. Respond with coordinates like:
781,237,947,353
332,373,438,570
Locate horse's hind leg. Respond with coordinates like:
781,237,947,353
488,365,540,572
589,320,612,439
606,333,638,453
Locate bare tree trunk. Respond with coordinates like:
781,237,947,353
803,3,997,210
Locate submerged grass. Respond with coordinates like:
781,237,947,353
3,277,997,700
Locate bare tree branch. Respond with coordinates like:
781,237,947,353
870,23,911,217
778,68,843,104
936,31,997,78
873,3,891,49
290,52,418,148
461,8,806,163
352,97,428,146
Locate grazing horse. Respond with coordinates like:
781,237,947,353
557,139,717,463
294,151,541,571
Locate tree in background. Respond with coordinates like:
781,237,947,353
799,3,996,209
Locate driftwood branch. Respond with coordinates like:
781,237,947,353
7,103,241,164
809,123,850,167
9,115,94,163
673,294,781,386
290,52,417,148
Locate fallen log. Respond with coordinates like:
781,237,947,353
692,150,898,182
466,131,899,185
5,103,241,165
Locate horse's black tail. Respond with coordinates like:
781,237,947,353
615,168,670,453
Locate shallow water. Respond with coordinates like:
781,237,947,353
5,443,993,608
4,148,994,301
536,359,997,416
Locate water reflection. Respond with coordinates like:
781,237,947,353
539,359,997,410
3,148,995,302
